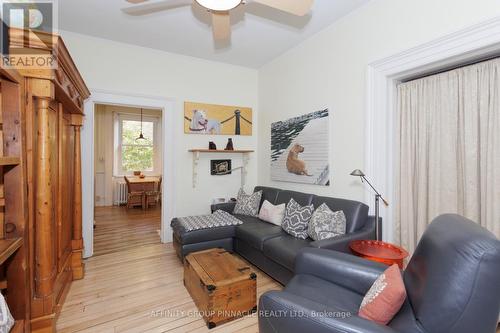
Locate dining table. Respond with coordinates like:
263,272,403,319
124,176,161,209
125,176,160,186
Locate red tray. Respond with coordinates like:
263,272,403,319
350,240,409,269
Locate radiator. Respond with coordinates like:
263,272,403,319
114,181,128,206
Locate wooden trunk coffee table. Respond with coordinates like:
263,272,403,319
183,248,257,329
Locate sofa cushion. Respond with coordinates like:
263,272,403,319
263,234,312,271
311,196,369,233
254,186,281,208
258,200,286,226
234,189,262,216
307,203,346,241
171,218,236,245
275,189,314,206
235,215,284,250
281,198,314,239
285,274,364,313
359,264,407,325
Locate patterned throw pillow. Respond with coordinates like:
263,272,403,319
307,203,346,241
233,189,262,216
359,264,407,325
281,198,314,239
258,200,286,226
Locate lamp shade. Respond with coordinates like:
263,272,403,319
350,169,365,177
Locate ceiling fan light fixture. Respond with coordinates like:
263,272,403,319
195,0,241,11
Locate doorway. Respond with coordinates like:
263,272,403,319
81,91,176,258
93,104,163,255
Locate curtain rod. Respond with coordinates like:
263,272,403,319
401,54,500,83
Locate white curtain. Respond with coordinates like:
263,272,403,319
395,58,500,254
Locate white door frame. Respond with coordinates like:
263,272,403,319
366,16,500,243
82,90,177,258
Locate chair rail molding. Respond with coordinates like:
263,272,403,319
366,16,500,243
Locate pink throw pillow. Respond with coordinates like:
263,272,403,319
359,264,406,325
258,200,286,226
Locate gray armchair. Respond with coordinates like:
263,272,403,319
258,214,500,333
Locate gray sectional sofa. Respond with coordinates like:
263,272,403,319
171,186,379,285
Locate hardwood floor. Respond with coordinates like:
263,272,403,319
55,205,500,333
57,206,282,332
93,206,162,256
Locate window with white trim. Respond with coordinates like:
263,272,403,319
114,113,161,176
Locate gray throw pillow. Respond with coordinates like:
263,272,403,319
233,189,262,216
308,203,346,241
281,198,314,239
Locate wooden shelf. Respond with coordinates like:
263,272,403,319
0,238,22,266
188,149,254,153
0,156,20,166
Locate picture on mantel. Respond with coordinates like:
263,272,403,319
271,109,330,186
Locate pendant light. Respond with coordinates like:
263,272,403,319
136,108,146,141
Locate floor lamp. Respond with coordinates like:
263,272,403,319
350,169,388,240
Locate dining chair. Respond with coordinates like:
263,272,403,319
145,176,162,208
124,176,144,209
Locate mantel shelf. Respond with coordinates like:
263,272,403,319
188,149,254,153
0,238,22,266
0,156,20,166
189,149,253,188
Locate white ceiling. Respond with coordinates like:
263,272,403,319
59,0,369,68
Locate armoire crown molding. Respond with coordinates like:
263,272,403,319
366,15,500,243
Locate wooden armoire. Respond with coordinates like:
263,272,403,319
5,28,90,332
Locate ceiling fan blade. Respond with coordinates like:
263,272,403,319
122,0,192,16
212,12,231,40
252,0,313,16
126,0,149,4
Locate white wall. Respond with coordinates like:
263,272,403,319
62,31,259,218
258,0,500,207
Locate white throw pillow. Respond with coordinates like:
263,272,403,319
258,200,286,226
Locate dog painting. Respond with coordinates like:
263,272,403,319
189,110,222,134
271,109,330,186
184,101,253,135
286,144,312,176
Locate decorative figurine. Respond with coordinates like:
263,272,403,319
225,138,234,150
209,141,217,150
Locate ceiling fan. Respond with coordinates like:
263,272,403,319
123,0,314,40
